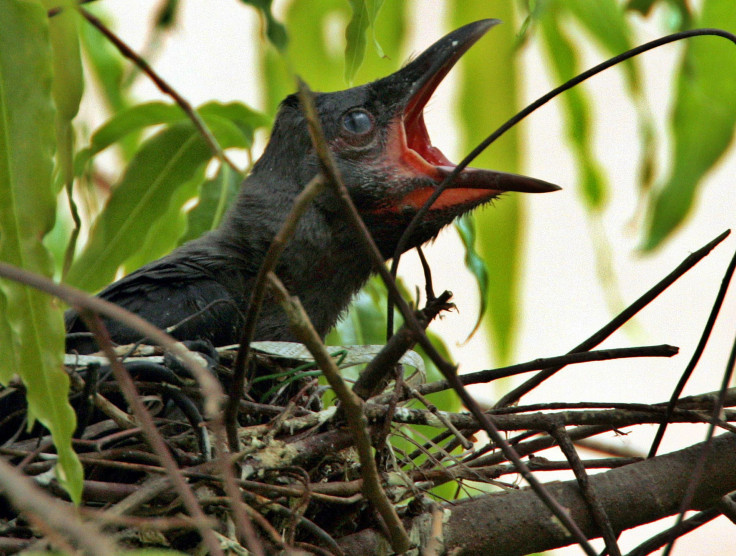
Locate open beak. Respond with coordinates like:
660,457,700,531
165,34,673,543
378,19,561,210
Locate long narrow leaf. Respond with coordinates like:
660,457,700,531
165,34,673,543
43,0,83,194
180,164,242,244
260,0,406,114
451,1,523,365
76,101,268,174
644,0,736,249
123,166,207,273
239,0,287,50
345,0,385,83
0,0,82,503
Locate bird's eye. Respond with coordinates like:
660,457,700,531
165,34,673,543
342,109,373,135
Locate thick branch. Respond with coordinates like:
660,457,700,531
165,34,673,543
338,433,736,555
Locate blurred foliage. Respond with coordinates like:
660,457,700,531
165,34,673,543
451,0,524,367
642,0,736,249
1,0,735,506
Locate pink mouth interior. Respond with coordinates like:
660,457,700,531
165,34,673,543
404,90,455,168
394,82,497,211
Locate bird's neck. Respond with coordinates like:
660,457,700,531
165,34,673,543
206,173,377,338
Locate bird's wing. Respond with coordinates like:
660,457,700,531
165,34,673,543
65,259,246,352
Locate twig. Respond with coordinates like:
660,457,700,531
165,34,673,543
363,342,678,454
376,367,404,453
495,230,731,408
363,404,736,431
550,426,621,556
77,7,239,173
423,505,445,556
626,500,730,556
409,386,473,449
418,344,678,397
228,174,326,450
212,420,265,555
416,246,436,301
648,246,736,457
352,290,452,400
266,272,411,553
718,491,736,525
662,323,736,556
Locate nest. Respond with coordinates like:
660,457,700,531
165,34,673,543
2,268,736,554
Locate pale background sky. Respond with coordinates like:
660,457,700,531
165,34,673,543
85,1,736,553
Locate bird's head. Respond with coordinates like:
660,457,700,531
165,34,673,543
251,19,560,258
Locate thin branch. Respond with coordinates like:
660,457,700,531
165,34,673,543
550,426,621,556
228,174,326,450
418,344,678,397
77,7,240,173
626,503,727,556
718,491,736,525
416,246,436,301
408,386,472,449
266,272,410,553
352,290,452,400
649,245,736,457
363,403,736,431
495,230,731,408
400,343,678,467
663,323,736,556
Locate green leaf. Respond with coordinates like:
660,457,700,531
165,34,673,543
43,0,83,194
564,0,637,87
76,101,268,172
66,117,247,292
180,164,242,244
451,0,523,366
0,0,82,503
81,101,186,161
260,0,407,115
562,0,659,199
344,0,385,83
626,0,692,26
643,0,736,250
454,215,488,341
199,101,271,149
239,0,288,50
123,165,207,273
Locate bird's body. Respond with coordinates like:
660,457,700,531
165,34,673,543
65,20,559,353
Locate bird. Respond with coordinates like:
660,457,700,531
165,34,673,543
65,19,560,354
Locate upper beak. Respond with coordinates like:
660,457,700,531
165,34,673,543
376,19,561,200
